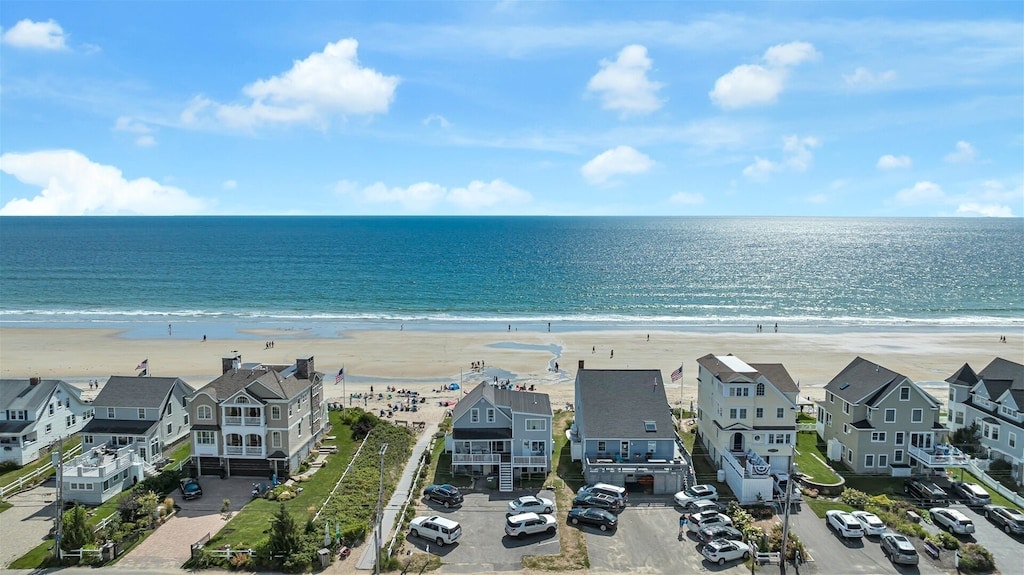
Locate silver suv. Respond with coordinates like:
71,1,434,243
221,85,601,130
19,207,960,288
505,512,557,538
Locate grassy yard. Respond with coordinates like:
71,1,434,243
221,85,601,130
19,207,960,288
795,431,841,484
0,435,83,488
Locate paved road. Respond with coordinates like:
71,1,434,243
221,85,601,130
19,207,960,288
0,479,57,568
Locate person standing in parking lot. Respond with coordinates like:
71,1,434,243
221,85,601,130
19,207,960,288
678,514,687,539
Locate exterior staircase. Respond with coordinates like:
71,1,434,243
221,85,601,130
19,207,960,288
499,461,513,492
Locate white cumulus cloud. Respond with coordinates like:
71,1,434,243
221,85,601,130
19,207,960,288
113,116,157,147
877,154,912,169
893,181,945,205
743,135,820,180
0,150,208,215
1,19,67,50
342,179,531,213
181,39,399,131
580,146,654,184
843,67,897,87
446,180,532,210
945,141,977,164
587,45,664,116
710,41,819,109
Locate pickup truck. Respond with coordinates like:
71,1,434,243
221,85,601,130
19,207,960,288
903,478,947,506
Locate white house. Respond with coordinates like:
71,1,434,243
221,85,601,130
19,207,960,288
60,444,146,505
1,378,93,466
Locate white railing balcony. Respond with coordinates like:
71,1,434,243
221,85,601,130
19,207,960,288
225,445,244,455
908,444,970,468
244,447,263,456
243,417,262,426
224,416,242,426
513,455,548,467
452,453,501,464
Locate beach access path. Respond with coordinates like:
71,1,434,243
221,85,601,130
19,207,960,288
0,479,57,568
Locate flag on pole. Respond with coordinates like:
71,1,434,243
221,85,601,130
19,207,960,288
138,368,148,377
136,359,148,371
670,365,683,382
336,367,344,384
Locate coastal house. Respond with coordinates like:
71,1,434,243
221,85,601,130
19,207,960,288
80,376,195,465
445,381,553,491
0,378,93,466
816,357,962,478
946,357,1024,487
569,361,690,495
188,355,327,478
695,354,799,504
60,444,146,506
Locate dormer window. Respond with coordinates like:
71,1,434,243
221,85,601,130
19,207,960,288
644,420,656,432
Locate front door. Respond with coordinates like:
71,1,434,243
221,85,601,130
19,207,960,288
139,446,147,461
620,441,629,459
731,432,744,452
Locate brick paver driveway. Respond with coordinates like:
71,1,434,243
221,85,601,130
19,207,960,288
114,476,255,569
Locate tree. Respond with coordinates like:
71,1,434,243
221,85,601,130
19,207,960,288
268,503,301,559
61,505,93,552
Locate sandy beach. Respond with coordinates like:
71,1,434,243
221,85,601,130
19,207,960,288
2,326,1020,426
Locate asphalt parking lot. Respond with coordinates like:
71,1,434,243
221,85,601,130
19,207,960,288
405,489,561,573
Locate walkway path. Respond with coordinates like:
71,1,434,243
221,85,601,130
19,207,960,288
354,422,438,571
0,479,57,568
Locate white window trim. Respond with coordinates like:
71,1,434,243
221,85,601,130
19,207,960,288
197,405,213,420
271,405,281,420
884,408,896,423
878,454,888,467
899,387,910,401
470,408,479,423
911,408,923,423
893,449,904,463
864,454,874,468
1009,432,1017,449
526,418,546,431
486,408,495,423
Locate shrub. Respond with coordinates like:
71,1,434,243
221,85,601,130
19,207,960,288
229,552,251,570
0,461,20,474
957,542,995,572
927,531,960,550
840,488,870,509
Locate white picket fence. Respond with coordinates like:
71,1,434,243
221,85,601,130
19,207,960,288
965,460,1024,508
0,443,83,498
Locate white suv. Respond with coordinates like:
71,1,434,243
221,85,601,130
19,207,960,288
409,515,462,546
826,510,864,539
505,512,557,538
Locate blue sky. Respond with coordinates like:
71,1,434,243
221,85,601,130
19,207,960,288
1,1,1021,216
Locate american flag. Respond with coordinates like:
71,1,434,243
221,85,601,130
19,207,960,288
136,359,148,371
670,365,683,382
335,367,344,384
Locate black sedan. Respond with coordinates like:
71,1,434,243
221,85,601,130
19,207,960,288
571,492,621,512
422,484,464,508
567,506,618,531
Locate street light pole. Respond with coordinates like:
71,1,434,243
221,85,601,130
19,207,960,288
374,443,388,575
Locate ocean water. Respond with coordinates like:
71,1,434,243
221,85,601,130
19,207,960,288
0,216,1021,336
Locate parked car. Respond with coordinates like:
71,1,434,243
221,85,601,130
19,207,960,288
687,499,725,516
983,504,1024,535
179,477,202,500
507,495,554,516
950,482,991,506
577,482,628,505
700,538,751,565
904,478,948,506
409,515,462,546
422,484,464,508
505,512,557,538
572,492,621,512
673,484,719,508
698,524,744,544
686,511,733,533
826,510,864,539
567,507,618,531
880,533,919,565
929,507,976,535
851,510,886,536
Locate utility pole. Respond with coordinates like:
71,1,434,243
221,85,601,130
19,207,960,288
779,445,795,574
52,436,64,562
374,443,388,575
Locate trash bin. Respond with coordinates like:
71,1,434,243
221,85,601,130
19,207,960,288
317,548,331,568
486,474,497,489
716,469,725,482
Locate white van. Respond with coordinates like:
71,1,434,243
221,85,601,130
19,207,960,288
409,515,462,546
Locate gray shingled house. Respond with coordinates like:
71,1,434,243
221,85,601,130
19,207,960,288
569,361,689,495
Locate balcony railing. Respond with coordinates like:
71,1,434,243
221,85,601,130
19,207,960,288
224,416,242,426
908,444,970,468
512,455,548,467
243,417,262,426
452,453,501,465
584,455,688,473
225,445,243,455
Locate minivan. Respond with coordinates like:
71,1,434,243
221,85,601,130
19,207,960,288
578,482,628,504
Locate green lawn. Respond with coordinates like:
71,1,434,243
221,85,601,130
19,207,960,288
0,436,82,488
0,500,12,513
804,497,854,518
795,431,841,484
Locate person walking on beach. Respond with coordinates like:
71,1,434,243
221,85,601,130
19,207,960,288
610,349,614,359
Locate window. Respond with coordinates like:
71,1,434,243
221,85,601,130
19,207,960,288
597,441,606,453
911,409,923,423
1009,433,1017,449
288,403,293,417
878,454,888,467
644,420,657,432
864,454,875,468
526,419,546,431
755,408,764,419
825,412,833,427
138,408,146,419
843,401,850,415
166,402,172,415
728,408,747,419
893,449,904,463
48,403,54,416
183,413,189,425
776,407,785,419
871,431,887,443
297,421,302,437
1000,405,1017,417
197,431,215,445
487,408,495,423
271,431,282,448
167,423,172,434
107,407,116,419
197,405,212,420
729,386,750,397
884,409,896,423
69,482,91,490
899,387,910,401
828,392,834,403
530,440,546,455
470,409,479,423
843,423,850,435
984,423,1000,441
954,410,964,424
271,406,281,420
756,383,765,396
82,435,93,444
768,433,791,445
847,449,853,462
66,414,76,427
45,423,52,434
182,396,187,407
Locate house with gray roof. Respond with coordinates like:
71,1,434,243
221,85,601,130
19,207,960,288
446,380,552,491
696,354,799,504
79,376,194,465
817,356,960,479
570,361,689,495
1,378,93,466
947,357,1024,487
188,355,326,478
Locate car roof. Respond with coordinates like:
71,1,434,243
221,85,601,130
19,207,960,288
509,512,542,522
418,515,460,528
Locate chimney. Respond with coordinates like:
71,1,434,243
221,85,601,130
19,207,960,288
29,376,41,385
578,360,584,370
222,354,241,374
296,356,314,380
